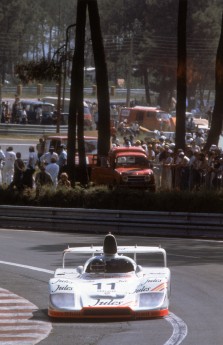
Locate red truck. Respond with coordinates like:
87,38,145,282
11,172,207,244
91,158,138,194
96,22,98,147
91,146,155,191
119,106,175,131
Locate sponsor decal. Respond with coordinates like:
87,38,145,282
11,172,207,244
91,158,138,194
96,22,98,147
51,279,71,284
134,286,150,293
132,278,162,293
51,284,73,293
151,282,167,292
91,299,122,306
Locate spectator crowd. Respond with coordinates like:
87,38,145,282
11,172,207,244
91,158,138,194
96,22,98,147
111,128,223,191
0,129,222,193
0,107,222,193
0,141,71,195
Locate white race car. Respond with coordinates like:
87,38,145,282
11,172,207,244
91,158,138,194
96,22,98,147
48,233,171,319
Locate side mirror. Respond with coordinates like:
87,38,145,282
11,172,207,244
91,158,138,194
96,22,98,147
77,266,84,274
136,265,143,273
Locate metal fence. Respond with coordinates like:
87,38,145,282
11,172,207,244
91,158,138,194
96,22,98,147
0,205,222,238
1,85,147,101
0,123,68,136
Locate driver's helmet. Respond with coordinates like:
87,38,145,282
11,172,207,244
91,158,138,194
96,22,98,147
89,258,106,273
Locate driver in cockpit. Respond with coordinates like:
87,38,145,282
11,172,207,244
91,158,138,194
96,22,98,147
85,233,136,274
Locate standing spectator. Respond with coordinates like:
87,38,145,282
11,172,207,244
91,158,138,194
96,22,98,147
147,144,155,161
187,148,197,190
118,120,127,136
27,146,38,169
158,135,167,147
141,143,148,155
206,150,217,189
36,138,45,166
173,150,184,190
186,117,195,132
45,157,60,187
158,144,170,163
179,152,190,190
153,145,164,189
57,144,67,176
131,121,140,136
208,154,223,190
23,146,38,188
111,135,120,147
189,150,201,190
129,134,134,146
11,96,20,123
192,152,208,190
190,139,200,153
161,149,173,190
20,106,28,124
206,106,213,126
35,105,42,124
123,136,131,147
1,102,7,123
0,146,5,183
35,164,53,196
194,131,205,147
10,152,25,190
2,146,16,185
40,146,58,165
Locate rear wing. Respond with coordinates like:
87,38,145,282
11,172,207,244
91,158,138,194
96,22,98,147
62,245,167,268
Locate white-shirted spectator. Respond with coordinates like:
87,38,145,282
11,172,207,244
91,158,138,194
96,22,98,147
0,146,5,183
2,146,16,185
45,157,60,187
40,146,58,165
27,146,38,169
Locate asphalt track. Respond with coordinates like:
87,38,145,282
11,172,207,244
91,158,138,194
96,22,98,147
0,230,222,345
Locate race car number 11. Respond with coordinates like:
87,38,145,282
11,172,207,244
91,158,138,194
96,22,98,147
93,283,115,290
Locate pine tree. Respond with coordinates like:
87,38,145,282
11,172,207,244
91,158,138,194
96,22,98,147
175,0,187,151
205,11,223,149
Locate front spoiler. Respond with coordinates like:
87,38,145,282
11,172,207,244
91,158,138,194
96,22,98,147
48,307,168,319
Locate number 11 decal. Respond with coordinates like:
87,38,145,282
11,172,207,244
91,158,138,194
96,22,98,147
93,283,116,290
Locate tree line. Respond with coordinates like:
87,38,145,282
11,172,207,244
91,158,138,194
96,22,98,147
0,0,222,110
2,0,223,185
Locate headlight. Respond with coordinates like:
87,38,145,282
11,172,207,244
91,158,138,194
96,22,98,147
50,293,74,309
139,292,165,308
122,175,128,182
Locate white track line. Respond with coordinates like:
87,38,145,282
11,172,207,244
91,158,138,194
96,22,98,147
0,261,54,274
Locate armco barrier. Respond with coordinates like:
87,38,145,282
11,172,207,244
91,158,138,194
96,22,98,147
0,123,68,136
0,205,222,238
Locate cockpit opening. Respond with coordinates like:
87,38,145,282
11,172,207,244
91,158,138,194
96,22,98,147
85,256,135,274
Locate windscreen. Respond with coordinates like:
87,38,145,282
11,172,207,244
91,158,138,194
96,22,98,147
116,155,148,167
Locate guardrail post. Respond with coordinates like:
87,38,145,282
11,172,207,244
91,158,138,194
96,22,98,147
110,86,116,96
17,84,23,96
92,85,97,96
37,83,43,97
